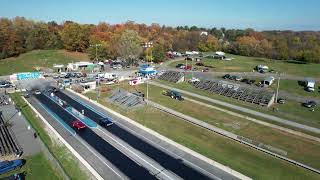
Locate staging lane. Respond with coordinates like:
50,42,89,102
35,93,156,180
56,91,213,180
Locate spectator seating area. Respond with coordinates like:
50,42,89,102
0,95,10,106
108,89,145,109
158,71,184,83
190,80,275,107
0,111,23,160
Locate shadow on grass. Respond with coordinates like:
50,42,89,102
285,60,308,64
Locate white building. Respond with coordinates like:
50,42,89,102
67,62,95,71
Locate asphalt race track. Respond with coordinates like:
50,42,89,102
55,91,212,180
35,93,156,180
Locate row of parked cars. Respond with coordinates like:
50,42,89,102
175,64,209,72
0,81,15,88
222,74,257,84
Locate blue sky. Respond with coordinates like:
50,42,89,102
1,0,320,30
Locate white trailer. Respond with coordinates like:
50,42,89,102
305,78,315,92
104,73,117,80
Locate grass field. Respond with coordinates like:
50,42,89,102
0,153,62,180
96,82,320,169
0,50,88,76
269,79,320,99
10,93,89,180
155,79,320,130
171,53,320,78
84,88,320,180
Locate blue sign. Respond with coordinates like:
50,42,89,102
17,72,40,80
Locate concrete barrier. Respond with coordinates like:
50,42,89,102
146,99,320,175
66,88,252,180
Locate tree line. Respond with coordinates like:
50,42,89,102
1,17,320,63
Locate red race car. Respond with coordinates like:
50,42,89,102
72,120,86,130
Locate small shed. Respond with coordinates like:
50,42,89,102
262,76,275,86
305,78,315,91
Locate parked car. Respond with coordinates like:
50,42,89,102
175,64,184,68
222,74,231,79
184,65,192,70
247,79,256,85
23,93,30,98
162,90,184,101
188,77,200,83
277,98,286,104
104,80,115,85
302,101,317,108
34,90,41,95
235,76,243,81
0,159,23,174
53,74,60,79
241,79,249,83
202,68,209,72
72,120,86,130
230,75,237,80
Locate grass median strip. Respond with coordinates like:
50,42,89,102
155,79,320,131
10,93,89,180
100,82,320,170
85,89,320,180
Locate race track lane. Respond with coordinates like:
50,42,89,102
35,93,156,180
56,91,212,180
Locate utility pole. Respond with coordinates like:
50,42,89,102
142,42,153,105
275,72,281,103
90,44,102,62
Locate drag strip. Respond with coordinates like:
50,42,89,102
35,93,156,180
56,91,213,180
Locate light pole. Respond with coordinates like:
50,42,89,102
142,42,153,105
90,44,102,100
275,72,281,103
90,44,102,62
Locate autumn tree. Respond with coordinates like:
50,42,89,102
198,35,219,52
235,36,260,56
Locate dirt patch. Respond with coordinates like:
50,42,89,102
222,66,243,70
59,50,89,60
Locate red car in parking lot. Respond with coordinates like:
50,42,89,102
72,120,86,130
184,65,192,70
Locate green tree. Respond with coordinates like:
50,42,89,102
152,43,166,63
117,29,142,64
60,22,90,52
87,36,109,60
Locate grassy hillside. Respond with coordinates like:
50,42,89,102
0,50,89,76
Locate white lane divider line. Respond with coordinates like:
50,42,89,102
37,95,125,180
73,134,126,180
115,121,221,180
97,127,175,180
